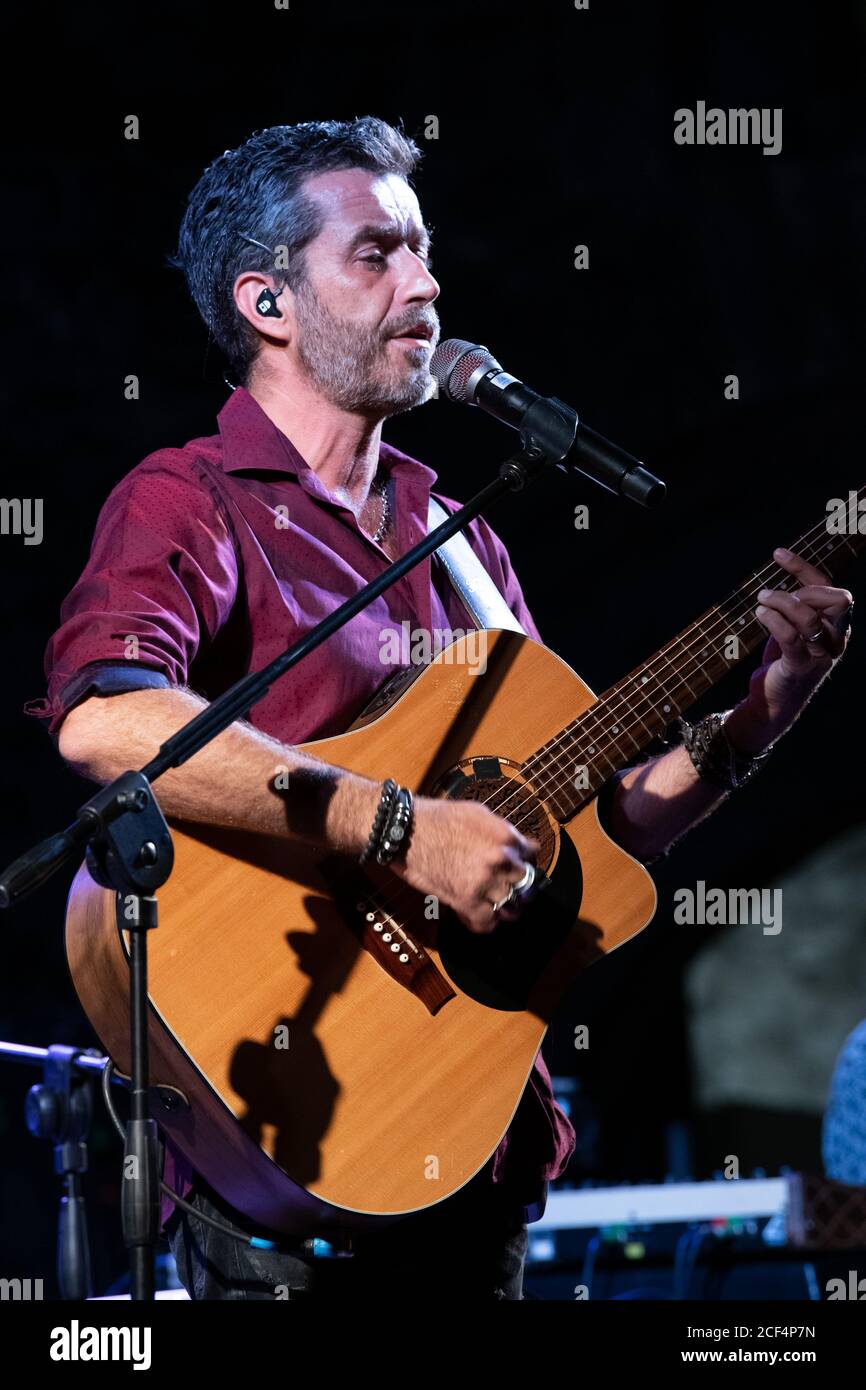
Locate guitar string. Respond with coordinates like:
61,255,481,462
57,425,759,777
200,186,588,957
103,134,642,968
354,538,821,932
361,522,851,930
358,516,856,929
470,522,852,823
534,489,861,776
442,528,833,830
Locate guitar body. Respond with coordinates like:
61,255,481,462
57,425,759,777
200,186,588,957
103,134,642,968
65,631,657,1236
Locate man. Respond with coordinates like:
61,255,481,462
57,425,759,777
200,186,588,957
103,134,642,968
34,118,853,1299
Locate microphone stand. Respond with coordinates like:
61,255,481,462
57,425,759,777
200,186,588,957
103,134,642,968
0,1041,151,1299
0,436,665,1300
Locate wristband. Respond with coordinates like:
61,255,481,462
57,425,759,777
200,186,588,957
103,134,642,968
678,710,772,791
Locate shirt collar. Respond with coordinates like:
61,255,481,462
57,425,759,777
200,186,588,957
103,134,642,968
216,384,439,491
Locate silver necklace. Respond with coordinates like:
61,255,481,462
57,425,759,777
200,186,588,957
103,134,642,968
369,472,390,543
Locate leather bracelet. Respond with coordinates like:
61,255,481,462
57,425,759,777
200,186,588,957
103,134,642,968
359,778,398,865
377,787,414,865
678,710,773,791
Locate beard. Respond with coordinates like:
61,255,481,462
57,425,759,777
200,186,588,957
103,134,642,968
293,277,438,417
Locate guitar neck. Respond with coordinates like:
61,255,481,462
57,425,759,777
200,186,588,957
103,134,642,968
527,488,865,821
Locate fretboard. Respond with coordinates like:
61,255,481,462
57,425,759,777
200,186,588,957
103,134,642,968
524,488,865,821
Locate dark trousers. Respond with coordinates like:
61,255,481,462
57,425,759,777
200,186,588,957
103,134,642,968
165,1161,529,1301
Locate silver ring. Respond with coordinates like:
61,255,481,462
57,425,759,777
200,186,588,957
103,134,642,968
515,863,536,896
804,627,825,643
492,883,518,914
492,864,536,914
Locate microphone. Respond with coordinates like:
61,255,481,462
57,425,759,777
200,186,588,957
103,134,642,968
431,339,665,507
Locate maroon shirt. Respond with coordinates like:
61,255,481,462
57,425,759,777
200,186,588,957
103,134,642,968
28,385,577,1228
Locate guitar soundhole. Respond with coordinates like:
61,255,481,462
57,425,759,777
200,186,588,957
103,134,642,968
435,758,558,872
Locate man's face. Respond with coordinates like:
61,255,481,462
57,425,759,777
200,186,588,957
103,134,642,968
289,168,441,417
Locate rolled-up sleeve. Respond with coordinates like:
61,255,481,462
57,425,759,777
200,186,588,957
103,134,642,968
27,452,239,735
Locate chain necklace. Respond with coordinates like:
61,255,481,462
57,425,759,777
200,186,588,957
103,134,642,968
369,471,390,544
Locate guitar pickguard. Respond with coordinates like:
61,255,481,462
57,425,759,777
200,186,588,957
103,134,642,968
434,758,583,1010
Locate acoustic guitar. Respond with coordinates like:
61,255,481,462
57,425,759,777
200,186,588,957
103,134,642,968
64,493,863,1236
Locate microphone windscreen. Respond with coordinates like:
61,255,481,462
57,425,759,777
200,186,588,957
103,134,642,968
431,339,499,402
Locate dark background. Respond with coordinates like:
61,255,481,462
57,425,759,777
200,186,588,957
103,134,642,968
1,0,864,1294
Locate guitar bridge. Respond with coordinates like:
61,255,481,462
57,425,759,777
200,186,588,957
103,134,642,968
319,857,455,1015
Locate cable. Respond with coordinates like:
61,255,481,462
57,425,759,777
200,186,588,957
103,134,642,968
672,1225,707,1299
100,1060,308,1253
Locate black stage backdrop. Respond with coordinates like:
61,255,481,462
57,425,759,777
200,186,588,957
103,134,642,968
1,0,864,1295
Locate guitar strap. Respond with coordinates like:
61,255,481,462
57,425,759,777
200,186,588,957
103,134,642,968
427,495,527,635
425,496,550,1226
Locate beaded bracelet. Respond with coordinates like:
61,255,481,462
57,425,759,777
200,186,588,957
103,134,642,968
359,778,398,865
376,787,414,866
